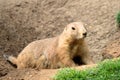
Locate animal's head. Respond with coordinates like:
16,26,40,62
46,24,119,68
63,22,87,40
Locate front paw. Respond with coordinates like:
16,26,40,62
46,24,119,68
65,62,76,67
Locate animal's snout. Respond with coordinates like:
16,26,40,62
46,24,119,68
83,32,87,37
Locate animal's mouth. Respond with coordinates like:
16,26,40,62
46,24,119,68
83,35,86,38
76,37,85,40
76,33,87,40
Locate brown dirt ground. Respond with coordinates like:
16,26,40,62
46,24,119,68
0,0,120,80
102,39,120,59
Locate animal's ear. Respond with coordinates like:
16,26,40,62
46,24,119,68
64,26,67,30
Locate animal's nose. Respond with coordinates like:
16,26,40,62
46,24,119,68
83,32,87,37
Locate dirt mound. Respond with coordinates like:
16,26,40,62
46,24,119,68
102,38,120,59
0,65,96,80
0,0,120,79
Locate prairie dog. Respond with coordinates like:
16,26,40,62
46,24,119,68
4,22,94,69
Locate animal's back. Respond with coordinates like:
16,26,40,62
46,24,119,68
20,36,58,58
11,36,59,69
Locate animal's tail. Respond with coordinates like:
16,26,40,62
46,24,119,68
3,54,17,68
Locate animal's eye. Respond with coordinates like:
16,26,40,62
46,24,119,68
72,27,75,30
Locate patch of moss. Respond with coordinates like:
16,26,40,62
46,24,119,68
54,58,120,80
116,11,120,27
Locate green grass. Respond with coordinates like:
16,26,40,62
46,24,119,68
116,11,120,27
54,58,120,80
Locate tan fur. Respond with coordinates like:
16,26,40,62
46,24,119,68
6,22,94,69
